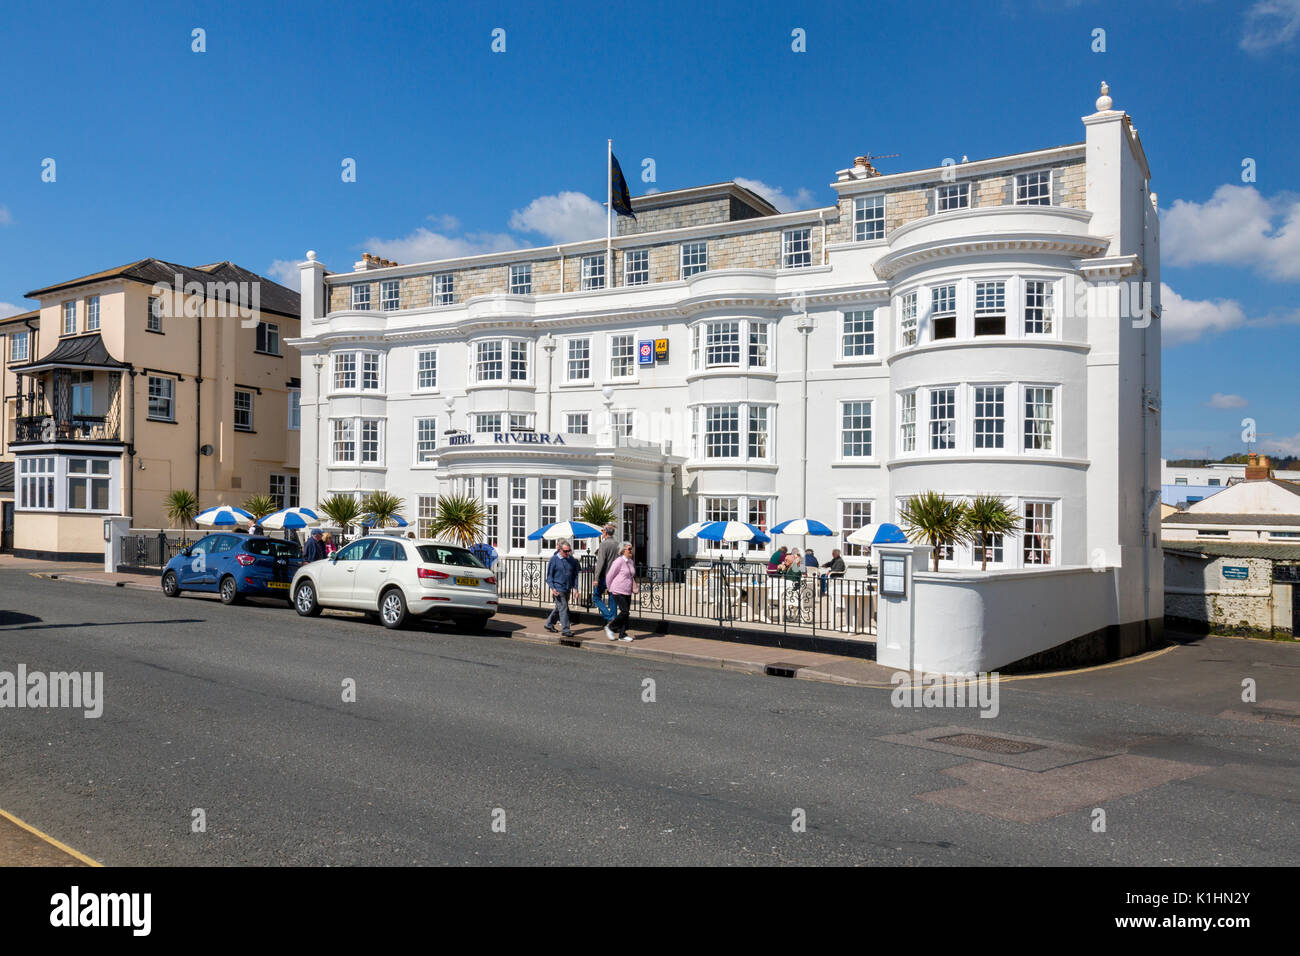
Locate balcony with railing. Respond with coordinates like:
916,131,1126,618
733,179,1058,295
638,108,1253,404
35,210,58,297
12,368,124,446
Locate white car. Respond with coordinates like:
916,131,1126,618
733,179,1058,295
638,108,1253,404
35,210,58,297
290,535,498,630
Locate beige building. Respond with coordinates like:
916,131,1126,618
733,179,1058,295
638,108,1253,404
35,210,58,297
4,259,301,560
0,309,40,550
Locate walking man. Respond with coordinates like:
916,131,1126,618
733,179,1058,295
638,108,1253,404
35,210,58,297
544,540,581,637
591,523,619,634
606,541,639,642
303,529,327,563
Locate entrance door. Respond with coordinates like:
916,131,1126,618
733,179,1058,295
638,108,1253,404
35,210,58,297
1,501,12,551
623,503,649,572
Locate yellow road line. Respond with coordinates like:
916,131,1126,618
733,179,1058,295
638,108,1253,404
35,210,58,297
856,643,1179,688
0,807,102,867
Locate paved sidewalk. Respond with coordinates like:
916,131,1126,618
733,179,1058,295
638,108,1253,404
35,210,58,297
35,568,899,687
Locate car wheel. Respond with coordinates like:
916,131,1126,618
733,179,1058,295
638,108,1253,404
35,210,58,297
379,588,408,629
294,580,322,617
219,575,241,605
454,615,489,634
161,571,180,598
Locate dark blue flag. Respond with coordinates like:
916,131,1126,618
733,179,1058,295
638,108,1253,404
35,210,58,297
610,152,636,219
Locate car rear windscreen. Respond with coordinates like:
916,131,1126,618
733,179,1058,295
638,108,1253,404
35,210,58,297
417,545,485,569
245,539,302,558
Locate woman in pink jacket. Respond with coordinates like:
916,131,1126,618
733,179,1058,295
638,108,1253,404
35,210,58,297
604,541,639,642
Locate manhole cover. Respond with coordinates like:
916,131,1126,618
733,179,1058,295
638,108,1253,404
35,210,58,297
932,733,1045,755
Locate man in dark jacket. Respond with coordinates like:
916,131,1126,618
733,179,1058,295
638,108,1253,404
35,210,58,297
544,540,581,636
590,523,618,625
303,529,327,563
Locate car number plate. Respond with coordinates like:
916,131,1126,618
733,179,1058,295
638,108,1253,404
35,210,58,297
455,576,479,587
268,581,290,590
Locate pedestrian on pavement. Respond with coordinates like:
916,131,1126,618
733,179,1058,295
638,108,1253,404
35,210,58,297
304,529,327,563
543,539,581,637
766,545,788,576
591,523,619,630
606,541,639,641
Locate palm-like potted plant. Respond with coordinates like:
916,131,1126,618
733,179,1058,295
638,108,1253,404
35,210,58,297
360,490,406,529
317,493,362,538
899,491,971,572
962,494,1021,572
428,493,486,547
578,491,618,529
165,488,200,544
242,494,278,528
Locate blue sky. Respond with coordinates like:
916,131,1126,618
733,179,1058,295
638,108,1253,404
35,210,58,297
1,0,1297,458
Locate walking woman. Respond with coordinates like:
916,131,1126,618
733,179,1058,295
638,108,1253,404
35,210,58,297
605,541,639,642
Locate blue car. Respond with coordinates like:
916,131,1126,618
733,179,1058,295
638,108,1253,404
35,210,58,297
161,533,305,605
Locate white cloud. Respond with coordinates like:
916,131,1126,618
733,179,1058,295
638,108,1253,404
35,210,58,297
266,260,300,289
1206,393,1248,409
0,301,26,318
363,227,521,264
1162,185,1300,281
733,177,815,214
1160,283,1248,345
508,191,607,243
1160,282,1300,345
1262,432,1300,456
1241,0,1300,53
0,206,11,226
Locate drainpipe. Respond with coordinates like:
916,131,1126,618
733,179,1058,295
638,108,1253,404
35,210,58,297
540,334,556,431
127,368,136,521
819,209,827,265
795,312,815,515
195,307,203,498
313,355,325,502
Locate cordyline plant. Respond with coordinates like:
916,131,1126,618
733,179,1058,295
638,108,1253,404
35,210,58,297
962,494,1021,572
898,491,972,572
427,493,485,548
165,488,200,543
317,493,362,535
241,494,278,523
360,490,407,528
578,491,618,528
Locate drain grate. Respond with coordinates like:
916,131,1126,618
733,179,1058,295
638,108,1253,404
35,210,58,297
932,733,1045,755
765,663,800,678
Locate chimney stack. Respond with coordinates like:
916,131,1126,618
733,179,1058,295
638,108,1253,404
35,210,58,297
1245,453,1272,481
853,155,880,178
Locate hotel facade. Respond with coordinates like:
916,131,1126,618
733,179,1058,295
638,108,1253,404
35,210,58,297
295,84,1162,643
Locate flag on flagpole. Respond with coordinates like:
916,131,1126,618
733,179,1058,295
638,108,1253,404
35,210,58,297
610,151,636,219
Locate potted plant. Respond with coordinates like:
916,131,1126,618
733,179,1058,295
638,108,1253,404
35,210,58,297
962,494,1021,571
164,488,200,544
428,493,486,548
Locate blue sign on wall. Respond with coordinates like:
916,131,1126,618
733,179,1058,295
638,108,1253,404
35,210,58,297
637,340,655,366
1222,566,1249,580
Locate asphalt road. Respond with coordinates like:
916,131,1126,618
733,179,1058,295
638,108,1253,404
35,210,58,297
1,569,1297,866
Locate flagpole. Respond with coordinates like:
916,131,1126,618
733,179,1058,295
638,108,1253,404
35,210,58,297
606,139,613,287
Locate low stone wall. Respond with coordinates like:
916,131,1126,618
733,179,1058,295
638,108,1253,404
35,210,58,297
1164,550,1290,637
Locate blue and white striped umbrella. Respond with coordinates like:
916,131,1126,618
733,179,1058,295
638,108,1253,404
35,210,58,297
527,520,602,541
846,522,908,545
195,505,254,528
358,513,409,528
259,507,320,530
678,520,770,543
770,517,835,536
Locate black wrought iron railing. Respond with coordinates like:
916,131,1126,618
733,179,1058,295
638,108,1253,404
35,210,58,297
493,557,877,638
15,414,121,443
119,532,187,570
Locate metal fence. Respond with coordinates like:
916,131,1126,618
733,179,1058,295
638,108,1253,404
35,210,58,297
119,531,187,571
494,556,877,639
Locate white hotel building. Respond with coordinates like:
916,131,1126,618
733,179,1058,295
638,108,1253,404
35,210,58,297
294,83,1162,651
